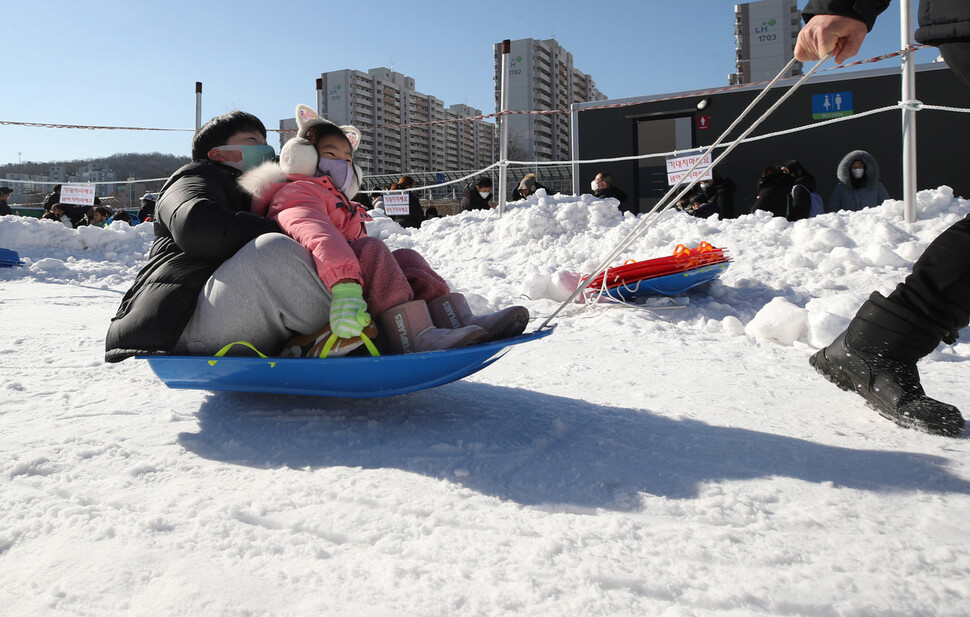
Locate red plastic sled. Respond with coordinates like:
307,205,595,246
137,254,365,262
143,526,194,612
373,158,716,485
583,242,730,300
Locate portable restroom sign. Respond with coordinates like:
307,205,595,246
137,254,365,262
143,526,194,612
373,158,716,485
59,184,97,206
666,151,713,186
383,192,411,216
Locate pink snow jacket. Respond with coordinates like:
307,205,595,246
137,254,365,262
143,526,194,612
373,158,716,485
240,161,373,290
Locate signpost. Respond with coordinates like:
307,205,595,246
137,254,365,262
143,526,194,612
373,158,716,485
59,184,96,206
383,192,411,216
665,151,712,186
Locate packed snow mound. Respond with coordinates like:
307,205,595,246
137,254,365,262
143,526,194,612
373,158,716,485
2,186,968,348
3,187,970,616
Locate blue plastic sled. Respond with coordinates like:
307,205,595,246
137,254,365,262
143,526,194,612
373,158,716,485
603,262,729,302
0,248,24,268
140,327,554,398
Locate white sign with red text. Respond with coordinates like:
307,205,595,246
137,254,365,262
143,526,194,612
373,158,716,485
59,184,97,206
665,152,713,186
383,192,411,216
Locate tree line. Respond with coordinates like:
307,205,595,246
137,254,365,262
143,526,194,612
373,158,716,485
1,152,189,181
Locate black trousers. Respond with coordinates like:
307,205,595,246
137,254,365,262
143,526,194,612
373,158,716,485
889,213,970,340
886,43,970,341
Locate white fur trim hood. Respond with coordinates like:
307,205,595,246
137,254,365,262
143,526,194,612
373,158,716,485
239,160,289,204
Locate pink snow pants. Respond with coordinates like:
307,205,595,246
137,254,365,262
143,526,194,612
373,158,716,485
350,236,449,316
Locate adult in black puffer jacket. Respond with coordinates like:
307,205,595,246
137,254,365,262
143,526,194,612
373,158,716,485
749,166,793,218
459,177,494,212
780,159,817,221
105,112,281,362
797,0,970,436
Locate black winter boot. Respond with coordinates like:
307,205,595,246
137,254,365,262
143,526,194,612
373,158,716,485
809,293,964,437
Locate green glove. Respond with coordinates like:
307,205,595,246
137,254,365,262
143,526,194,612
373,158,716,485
330,282,371,339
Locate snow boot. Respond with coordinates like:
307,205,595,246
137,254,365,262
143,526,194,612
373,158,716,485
809,293,964,436
427,293,530,342
380,300,488,354
279,320,378,358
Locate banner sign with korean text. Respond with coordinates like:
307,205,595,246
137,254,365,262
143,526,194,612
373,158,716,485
59,184,97,206
383,192,411,216
666,151,713,186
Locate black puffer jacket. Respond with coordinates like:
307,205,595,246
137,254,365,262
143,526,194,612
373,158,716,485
104,161,281,362
750,170,794,219
593,186,629,204
459,185,492,212
916,0,970,44
803,0,970,44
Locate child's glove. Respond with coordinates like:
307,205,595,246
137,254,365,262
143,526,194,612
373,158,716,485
330,282,371,338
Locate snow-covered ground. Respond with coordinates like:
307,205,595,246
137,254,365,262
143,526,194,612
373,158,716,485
2,189,970,616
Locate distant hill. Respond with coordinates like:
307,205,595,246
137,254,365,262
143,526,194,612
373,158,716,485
1,152,189,181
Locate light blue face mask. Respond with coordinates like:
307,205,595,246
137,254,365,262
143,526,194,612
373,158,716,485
317,158,355,195
211,144,277,171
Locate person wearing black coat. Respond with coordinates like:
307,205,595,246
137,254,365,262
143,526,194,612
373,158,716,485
798,0,970,436
510,173,555,201
0,187,12,216
780,159,816,221
699,170,737,218
42,185,61,213
137,193,157,222
389,175,424,228
591,172,628,206
459,177,494,212
105,111,312,363
750,166,793,218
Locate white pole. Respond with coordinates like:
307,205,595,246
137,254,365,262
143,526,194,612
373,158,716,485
498,39,511,216
901,0,917,222
195,82,202,131
570,105,580,196
316,78,324,117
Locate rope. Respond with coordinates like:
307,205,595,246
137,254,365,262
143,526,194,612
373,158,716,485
5,100,964,192
539,52,833,329
0,46,929,138
0,177,170,187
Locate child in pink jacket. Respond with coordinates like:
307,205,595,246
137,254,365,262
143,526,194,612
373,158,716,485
241,104,528,357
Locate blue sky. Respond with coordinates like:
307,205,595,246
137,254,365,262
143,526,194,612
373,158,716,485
1,0,933,166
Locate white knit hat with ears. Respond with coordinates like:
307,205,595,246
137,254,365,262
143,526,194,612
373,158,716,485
294,103,361,152
279,137,319,177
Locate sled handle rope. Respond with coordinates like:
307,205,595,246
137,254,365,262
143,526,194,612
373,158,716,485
539,53,832,330
319,331,381,358
207,331,380,365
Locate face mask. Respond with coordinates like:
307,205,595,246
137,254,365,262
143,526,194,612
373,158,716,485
211,144,276,171
699,182,710,190
591,180,600,191
851,167,865,179
317,157,355,195
478,191,491,199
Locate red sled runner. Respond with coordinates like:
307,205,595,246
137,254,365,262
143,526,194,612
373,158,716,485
583,242,731,301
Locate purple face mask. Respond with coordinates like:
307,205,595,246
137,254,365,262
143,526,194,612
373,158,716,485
317,158,354,194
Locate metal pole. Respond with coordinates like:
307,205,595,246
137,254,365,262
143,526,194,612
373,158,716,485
570,105,579,196
901,0,917,222
498,39,511,216
316,78,324,117
195,82,202,131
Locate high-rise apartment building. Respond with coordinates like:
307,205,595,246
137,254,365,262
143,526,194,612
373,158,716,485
280,68,495,178
493,38,607,162
730,0,804,85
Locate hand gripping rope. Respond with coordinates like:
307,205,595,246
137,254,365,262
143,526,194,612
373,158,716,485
538,53,833,330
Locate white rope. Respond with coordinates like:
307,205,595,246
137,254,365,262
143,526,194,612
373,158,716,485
7,101,966,193
1,177,169,187
366,162,504,194
539,53,833,330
